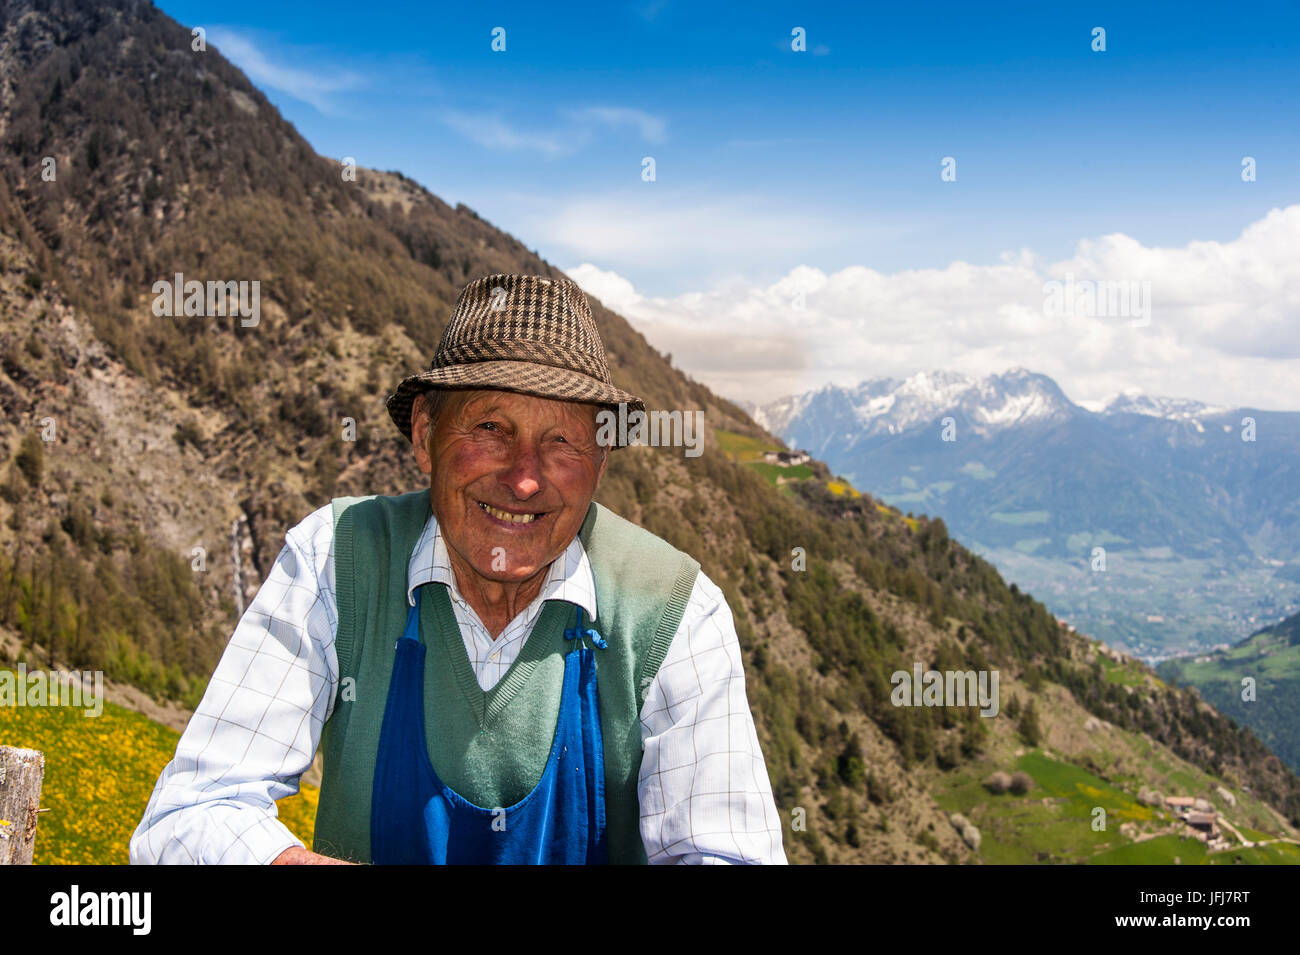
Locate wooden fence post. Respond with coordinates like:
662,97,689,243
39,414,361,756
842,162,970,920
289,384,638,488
0,746,45,865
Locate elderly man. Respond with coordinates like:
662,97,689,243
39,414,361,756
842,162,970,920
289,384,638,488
131,274,786,865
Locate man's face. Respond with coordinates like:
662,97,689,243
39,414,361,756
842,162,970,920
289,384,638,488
413,389,608,588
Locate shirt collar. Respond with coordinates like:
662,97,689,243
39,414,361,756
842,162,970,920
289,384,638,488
405,510,598,623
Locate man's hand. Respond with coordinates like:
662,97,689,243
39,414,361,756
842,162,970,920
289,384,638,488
272,846,359,865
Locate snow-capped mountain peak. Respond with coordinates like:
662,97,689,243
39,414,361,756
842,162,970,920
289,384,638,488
1100,390,1230,422
838,368,1075,437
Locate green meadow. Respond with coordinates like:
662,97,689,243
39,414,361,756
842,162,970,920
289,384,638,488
934,749,1299,865
716,428,817,489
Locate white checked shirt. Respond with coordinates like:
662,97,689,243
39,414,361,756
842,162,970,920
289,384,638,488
130,501,787,865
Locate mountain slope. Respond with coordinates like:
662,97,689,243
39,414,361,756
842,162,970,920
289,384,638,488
0,0,1298,863
1158,611,1300,776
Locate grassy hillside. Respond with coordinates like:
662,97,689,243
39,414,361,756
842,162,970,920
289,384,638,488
934,747,1299,864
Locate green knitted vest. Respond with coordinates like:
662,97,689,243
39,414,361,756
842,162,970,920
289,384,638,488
312,489,700,864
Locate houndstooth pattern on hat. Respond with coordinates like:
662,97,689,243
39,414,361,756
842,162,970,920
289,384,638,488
386,273,645,444
436,274,606,375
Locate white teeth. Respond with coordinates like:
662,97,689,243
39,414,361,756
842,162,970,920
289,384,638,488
479,502,539,524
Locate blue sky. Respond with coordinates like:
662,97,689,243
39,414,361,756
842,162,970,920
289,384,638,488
158,0,1300,409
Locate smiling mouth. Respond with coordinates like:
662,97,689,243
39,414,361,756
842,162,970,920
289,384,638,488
477,501,546,525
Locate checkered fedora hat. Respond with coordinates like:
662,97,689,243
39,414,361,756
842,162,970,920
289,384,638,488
386,273,645,444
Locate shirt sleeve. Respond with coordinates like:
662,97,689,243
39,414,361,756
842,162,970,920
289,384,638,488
128,503,339,865
637,570,788,864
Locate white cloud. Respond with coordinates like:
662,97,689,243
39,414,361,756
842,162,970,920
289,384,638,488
441,105,668,157
1048,207,1300,360
560,106,667,144
440,111,571,158
567,264,643,312
206,28,366,115
564,205,1300,413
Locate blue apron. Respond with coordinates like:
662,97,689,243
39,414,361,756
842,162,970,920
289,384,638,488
369,584,609,864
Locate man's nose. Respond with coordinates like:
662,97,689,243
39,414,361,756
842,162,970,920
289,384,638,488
501,443,543,498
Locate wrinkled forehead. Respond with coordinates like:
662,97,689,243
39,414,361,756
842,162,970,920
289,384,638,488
435,388,602,432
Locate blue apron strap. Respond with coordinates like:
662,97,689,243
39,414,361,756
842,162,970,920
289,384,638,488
564,605,607,650
399,586,424,647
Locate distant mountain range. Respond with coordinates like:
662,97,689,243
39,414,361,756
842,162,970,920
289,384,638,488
740,368,1300,658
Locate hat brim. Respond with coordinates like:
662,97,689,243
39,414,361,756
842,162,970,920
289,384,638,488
386,360,647,448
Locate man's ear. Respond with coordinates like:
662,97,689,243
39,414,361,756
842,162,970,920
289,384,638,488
412,401,434,476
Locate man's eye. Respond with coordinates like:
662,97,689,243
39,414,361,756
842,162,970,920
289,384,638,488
478,422,500,432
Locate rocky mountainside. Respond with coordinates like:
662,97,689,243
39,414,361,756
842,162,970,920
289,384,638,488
1,0,1298,863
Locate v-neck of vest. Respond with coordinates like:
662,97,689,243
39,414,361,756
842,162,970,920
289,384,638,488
422,581,570,731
